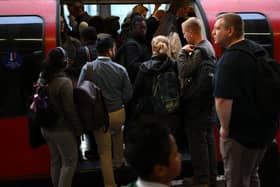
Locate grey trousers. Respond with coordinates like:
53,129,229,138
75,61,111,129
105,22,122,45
220,137,266,187
41,128,78,187
185,124,217,185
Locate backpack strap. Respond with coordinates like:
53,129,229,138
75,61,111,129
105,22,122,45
85,62,94,81
194,46,217,62
84,46,92,62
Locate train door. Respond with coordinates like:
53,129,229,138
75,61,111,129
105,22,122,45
0,0,58,179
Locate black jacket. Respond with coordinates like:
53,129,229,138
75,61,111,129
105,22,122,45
179,49,215,124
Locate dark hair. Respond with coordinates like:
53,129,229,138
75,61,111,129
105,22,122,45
131,14,145,30
104,16,120,34
40,47,67,81
80,26,97,42
96,35,115,55
88,16,104,34
124,120,172,179
71,0,84,11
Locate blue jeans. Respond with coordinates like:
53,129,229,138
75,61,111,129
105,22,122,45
220,137,266,187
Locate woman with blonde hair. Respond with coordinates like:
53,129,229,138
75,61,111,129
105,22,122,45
168,32,182,61
129,35,182,147
151,35,170,56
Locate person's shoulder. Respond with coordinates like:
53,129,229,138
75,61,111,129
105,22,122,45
111,60,127,72
125,38,140,46
227,39,256,59
69,36,81,44
196,40,215,54
56,74,71,83
231,39,251,49
50,73,72,88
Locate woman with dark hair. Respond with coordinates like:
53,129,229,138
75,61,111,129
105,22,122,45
39,47,82,187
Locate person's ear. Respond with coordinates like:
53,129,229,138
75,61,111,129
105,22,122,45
228,26,235,37
109,47,116,58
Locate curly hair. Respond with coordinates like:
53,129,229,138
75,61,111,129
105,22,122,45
151,35,170,55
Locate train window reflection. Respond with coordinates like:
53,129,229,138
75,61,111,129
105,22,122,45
238,12,273,57
0,16,44,117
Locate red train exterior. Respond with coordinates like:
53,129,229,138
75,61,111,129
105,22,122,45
0,0,58,179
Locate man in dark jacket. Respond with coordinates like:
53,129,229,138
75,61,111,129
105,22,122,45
115,15,151,84
178,17,217,187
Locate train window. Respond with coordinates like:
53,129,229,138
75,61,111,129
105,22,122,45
63,4,97,31
0,16,44,117
111,4,168,23
62,3,168,32
238,13,273,57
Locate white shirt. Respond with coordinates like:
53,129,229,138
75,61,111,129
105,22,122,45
136,178,170,187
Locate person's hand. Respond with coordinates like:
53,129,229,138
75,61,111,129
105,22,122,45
182,44,195,53
154,3,161,11
219,126,229,139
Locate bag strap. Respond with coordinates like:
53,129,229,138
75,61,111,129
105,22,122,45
84,46,92,62
227,47,256,60
194,47,216,62
85,62,94,81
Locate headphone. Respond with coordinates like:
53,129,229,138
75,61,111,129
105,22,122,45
56,46,68,68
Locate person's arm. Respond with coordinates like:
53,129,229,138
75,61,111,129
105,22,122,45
152,3,161,16
61,79,82,135
215,97,232,138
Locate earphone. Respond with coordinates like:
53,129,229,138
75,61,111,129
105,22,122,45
56,46,68,68
56,46,67,61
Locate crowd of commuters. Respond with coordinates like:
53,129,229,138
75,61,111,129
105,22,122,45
35,0,279,186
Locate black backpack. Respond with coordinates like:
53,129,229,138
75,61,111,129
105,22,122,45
180,47,216,101
229,45,280,119
28,73,58,128
151,65,181,113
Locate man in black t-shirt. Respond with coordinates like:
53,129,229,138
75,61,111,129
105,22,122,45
213,13,277,187
70,0,91,39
